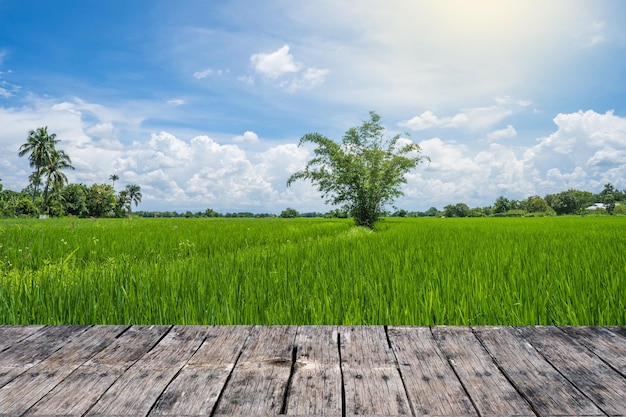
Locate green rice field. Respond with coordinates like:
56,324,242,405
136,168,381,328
0,217,624,325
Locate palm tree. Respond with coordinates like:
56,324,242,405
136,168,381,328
41,149,74,214
18,127,60,202
125,184,142,215
116,189,130,217
109,174,119,190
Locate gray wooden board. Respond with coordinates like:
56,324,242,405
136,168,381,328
85,326,208,417
340,326,411,415
0,325,126,416
0,325,44,352
388,326,477,416
474,326,604,416
27,325,171,417
561,326,626,376
432,326,534,416
0,325,88,389
517,326,626,416
607,326,626,339
0,325,624,417
286,326,342,415
213,326,298,415
150,326,253,416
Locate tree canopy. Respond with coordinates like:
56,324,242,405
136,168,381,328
287,111,428,228
7,127,143,218
18,126,74,215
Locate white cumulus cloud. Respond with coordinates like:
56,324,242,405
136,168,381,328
4,93,626,212
233,131,259,143
251,45,301,79
249,45,329,92
487,125,517,141
401,97,529,133
400,111,468,131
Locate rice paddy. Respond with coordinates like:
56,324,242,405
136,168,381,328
0,216,624,325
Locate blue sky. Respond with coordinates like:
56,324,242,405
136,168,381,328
2,0,626,213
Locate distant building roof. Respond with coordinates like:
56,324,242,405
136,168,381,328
587,203,606,210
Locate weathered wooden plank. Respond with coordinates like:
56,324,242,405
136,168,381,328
340,326,410,415
0,325,126,416
518,326,626,416
388,326,476,416
0,325,88,389
285,326,342,415
562,326,626,376
0,325,44,351
85,326,208,417
213,326,297,415
27,325,171,417
607,326,626,339
0,325,622,417
474,326,604,416
431,326,535,416
150,326,253,416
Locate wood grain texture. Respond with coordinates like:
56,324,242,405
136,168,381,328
86,326,208,417
0,325,126,416
518,326,626,416
474,326,604,416
389,326,477,416
0,325,623,417
0,325,88,389
433,326,534,416
340,326,411,415
0,325,44,351
561,326,626,376
27,325,170,416
286,326,342,415
213,325,298,415
151,326,253,416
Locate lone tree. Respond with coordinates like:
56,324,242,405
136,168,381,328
288,111,427,228
109,174,119,190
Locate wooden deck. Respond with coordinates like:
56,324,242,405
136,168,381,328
0,326,625,416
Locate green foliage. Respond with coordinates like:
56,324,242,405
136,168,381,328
613,203,626,215
204,208,221,217
62,183,89,217
18,127,58,201
125,184,142,215
598,183,622,214
87,183,117,217
423,206,440,217
288,112,427,228
528,196,551,213
443,203,469,217
493,196,511,214
18,127,74,214
280,207,299,218
15,198,39,216
0,217,624,325
546,189,594,215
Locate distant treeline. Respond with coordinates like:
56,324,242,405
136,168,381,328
1,180,624,219
0,182,141,218
134,184,626,219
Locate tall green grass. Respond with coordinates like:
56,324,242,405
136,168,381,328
0,217,624,325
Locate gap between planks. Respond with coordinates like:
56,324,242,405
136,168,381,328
0,325,625,417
